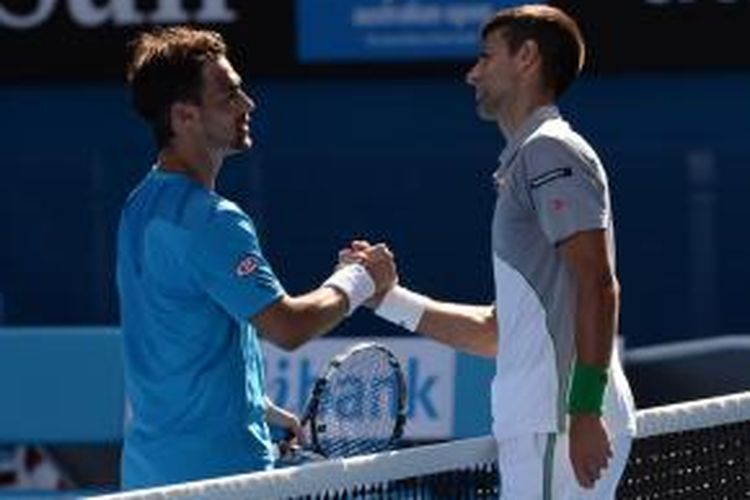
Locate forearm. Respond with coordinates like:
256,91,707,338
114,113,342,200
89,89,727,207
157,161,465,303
568,276,618,487
560,229,620,416
374,286,497,357
265,396,298,428
567,273,619,416
254,287,348,351
574,274,619,367
418,301,497,358
255,262,382,351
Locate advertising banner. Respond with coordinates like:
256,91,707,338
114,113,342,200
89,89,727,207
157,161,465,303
263,337,457,440
296,0,532,62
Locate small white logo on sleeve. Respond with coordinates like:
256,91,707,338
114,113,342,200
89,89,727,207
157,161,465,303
235,255,258,277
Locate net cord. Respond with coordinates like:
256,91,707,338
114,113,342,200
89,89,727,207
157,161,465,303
90,436,496,500
635,390,750,437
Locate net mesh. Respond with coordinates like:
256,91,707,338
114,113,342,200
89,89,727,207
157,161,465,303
617,392,750,499
90,391,750,500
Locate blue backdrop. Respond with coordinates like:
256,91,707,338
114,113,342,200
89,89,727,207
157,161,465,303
1,74,749,346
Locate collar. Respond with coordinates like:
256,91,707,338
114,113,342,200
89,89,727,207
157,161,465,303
495,105,561,171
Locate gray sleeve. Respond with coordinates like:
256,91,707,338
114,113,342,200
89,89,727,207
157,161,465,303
520,137,609,245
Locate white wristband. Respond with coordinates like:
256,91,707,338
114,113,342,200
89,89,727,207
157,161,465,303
322,264,376,315
375,286,429,332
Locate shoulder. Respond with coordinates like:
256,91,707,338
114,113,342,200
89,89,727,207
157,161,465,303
212,197,250,222
521,120,605,181
527,119,591,159
189,191,254,229
189,194,258,248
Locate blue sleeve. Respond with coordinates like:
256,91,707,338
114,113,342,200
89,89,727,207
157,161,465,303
521,137,609,245
187,207,284,323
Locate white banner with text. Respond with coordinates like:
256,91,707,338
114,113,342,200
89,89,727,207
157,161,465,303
263,337,456,439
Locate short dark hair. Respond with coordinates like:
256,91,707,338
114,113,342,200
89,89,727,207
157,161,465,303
482,5,585,98
126,26,227,149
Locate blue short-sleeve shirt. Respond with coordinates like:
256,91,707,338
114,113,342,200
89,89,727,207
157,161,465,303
116,169,284,489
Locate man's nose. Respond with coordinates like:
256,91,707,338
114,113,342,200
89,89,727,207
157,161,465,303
242,90,255,112
466,65,478,86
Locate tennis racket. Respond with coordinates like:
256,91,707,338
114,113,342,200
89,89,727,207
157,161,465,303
281,342,407,462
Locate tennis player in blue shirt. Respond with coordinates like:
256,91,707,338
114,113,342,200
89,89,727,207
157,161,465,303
117,27,397,490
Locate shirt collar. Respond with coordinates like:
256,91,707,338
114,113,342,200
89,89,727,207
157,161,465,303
496,104,561,169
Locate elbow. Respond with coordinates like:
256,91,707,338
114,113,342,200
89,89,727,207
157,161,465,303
254,295,323,352
477,341,498,359
593,275,619,316
269,320,331,352
275,337,302,352
588,272,619,300
577,273,619,312
480,314,499,358
607,275,621,303
264,324,306,352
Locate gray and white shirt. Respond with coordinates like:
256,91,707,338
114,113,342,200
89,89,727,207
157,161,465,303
490,105,636,440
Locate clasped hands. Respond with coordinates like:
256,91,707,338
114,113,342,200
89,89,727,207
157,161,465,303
338,240,398,305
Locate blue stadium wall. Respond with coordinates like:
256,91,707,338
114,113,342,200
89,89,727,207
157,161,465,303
1,74,749,346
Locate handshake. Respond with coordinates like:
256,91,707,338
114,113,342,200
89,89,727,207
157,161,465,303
324,240,428,332
329,240,397,310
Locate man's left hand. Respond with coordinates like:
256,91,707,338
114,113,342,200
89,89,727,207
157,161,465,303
569,413,612,488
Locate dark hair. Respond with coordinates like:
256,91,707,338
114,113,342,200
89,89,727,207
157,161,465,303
482,5,585,98
126,26,227,149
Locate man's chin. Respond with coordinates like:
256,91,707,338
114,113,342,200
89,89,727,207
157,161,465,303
476,106,496,121
229,137,253,153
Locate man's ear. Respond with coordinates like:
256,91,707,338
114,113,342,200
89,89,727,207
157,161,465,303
517,39,541,72
170,101,199,136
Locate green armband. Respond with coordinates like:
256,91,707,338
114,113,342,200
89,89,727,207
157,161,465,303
567,361,608,415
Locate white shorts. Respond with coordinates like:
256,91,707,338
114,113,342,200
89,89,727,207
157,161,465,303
497,432,632,500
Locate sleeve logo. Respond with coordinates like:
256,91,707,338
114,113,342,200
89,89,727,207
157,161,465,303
235,255,258,277
550,198,567,212
529,167,572,189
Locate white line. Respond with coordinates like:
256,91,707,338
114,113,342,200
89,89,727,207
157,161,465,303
625,335,750,363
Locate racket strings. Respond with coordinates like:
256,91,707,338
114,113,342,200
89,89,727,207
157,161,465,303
315,349,402,458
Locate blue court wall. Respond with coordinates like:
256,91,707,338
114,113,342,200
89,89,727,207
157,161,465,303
0,74,749,346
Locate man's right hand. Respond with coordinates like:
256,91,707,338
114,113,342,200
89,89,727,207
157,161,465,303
338,240,398,300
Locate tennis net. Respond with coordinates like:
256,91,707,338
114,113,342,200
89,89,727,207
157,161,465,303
91,391,750,499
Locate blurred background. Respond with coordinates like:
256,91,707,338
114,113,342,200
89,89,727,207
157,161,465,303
1,0,749,495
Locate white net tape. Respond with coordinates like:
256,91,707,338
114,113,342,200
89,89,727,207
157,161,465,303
635,390,750,438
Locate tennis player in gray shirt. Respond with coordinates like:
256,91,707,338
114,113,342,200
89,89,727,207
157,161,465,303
345,5,636,499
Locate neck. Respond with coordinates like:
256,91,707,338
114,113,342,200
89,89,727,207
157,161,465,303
496,91,555,141
157,141,223,190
